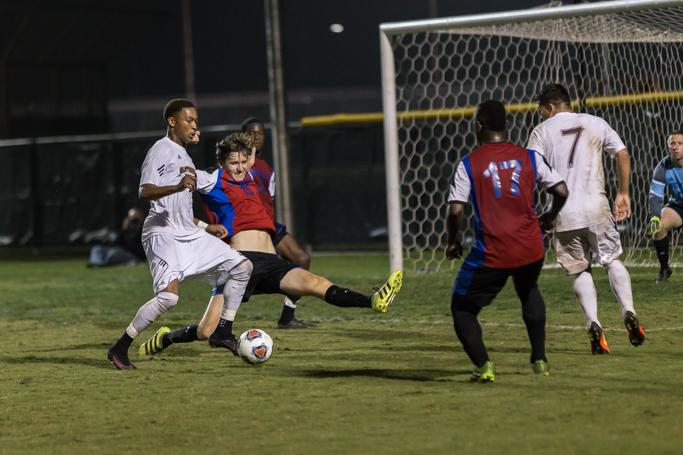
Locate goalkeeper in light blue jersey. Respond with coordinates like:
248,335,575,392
648,130,683,283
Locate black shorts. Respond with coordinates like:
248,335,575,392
664,203,683,222
211,251,299,301
452,259,544,309
241,251,300,302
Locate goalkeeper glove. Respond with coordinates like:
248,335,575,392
648,215,661,237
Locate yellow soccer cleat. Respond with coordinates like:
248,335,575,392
531,359,550,376
371,270,403,313
138,326,171,357
470,361,495,383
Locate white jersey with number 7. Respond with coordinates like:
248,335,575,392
527,111,626,232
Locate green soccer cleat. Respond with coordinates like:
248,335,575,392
531,360,550,376
470,361,495,383
371,270,403,313
138,326,171,357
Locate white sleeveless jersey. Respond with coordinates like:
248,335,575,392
527,112,626,232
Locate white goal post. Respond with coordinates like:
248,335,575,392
380,0,683,273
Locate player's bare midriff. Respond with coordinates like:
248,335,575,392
230,229,276,254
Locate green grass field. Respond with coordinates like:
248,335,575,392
1,252,682,454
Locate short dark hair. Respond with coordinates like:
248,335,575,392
670,129,683,137
241,117,263,132
163,98,196,122
475,100,506,133
537,83,571,107
216,132,254,163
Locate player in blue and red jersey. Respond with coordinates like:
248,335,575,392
241,118,313,329
445,100,568,382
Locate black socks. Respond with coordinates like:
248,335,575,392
279,305,296,324
213,318,234,339
324,285,371,308
112,333,134,354
164,325,198,346
654,236,670,271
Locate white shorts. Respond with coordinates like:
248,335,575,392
553,218,623,275
143,233,246,294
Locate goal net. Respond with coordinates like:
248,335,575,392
380,0,683,272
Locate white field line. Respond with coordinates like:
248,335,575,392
362,318,683,332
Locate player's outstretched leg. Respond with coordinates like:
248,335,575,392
371,270,403,313
138,326,171,356
624,311,646,347
588,322,610,355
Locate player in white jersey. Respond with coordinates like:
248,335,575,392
527,84,646,354
107,99,253,370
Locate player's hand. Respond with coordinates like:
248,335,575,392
648,215,661,237
206,224,228,239
538,211,556,233
445,241,463,260
613,192,632,222
177,173,197,192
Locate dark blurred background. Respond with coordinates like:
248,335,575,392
0,0,577,250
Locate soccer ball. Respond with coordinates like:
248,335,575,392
237,329,273,365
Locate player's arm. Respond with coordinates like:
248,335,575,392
445,161,470,260
539,182,569,232
532,150,568,231
193,217,227,238
445,202,465,259
139,179,196,201
139,164,197,201
647,160,667,236
602,124,631,222
613,148,632,222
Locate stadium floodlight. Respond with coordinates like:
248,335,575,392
380,0,683,273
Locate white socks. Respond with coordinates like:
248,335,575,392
572,260,636,330
125,291,179,338
605,260,635,317
572,271,599,329
219,259,253,321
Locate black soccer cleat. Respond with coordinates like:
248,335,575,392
107,348,136,370
588,322,610,355
656,268,672,284
624,311,646,347
208,334,239,356
277,318,315,329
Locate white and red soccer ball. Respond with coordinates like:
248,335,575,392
237,328,273,365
